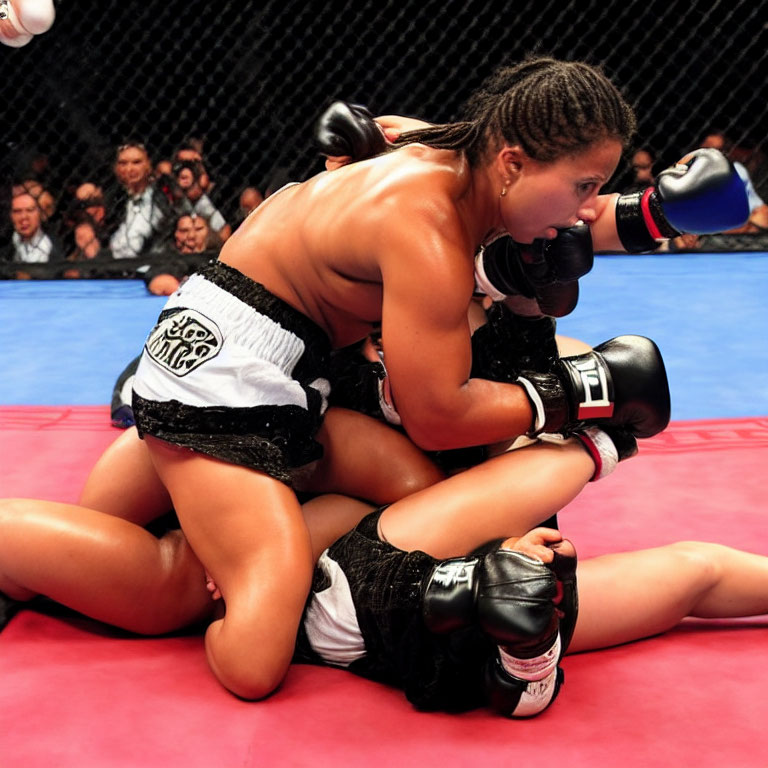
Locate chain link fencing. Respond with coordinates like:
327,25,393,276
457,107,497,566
2,0,767,275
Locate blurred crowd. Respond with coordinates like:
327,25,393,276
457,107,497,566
2,129,767,294
0,136,277,293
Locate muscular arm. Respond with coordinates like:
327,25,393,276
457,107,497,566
378,213,534,451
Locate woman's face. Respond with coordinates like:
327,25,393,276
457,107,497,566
502,138,622,243
175,215,209,253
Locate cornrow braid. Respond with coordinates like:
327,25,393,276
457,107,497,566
392,57,635,167
392,121,482,154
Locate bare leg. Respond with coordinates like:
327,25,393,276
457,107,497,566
0,498,211,633
80,410,440,526
570,542,768,653
301,494,375,561
145,436,313,700
79,427,171,524
301,407,445,503
379,438,594,559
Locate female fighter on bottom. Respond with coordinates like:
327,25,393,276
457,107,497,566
2,433,767,718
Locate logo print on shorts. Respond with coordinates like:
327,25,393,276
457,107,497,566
145,308,222,376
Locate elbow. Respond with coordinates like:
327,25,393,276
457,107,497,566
401,411,464,452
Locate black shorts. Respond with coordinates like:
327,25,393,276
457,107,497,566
298,510,499,713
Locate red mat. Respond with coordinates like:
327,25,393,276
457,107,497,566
1,407,767,767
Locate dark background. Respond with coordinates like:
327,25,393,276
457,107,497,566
2,0,767,219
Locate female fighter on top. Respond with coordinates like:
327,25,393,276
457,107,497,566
123,57,749,699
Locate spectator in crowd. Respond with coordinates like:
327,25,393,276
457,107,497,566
155,159,173,178
700,132,768,231
175,141,210,187
141,213,216,296
607,146,655,198
74,183,108,230
264,166,293,198
58,217,106,279
174,212,215,254
59,182,110,244
236,186,264,226
171,142,232,242
3,191,63,264
627,147,655,191
12,178,56,223
66,218,103,262
109,141,174,260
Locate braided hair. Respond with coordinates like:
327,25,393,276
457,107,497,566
392,58,636,166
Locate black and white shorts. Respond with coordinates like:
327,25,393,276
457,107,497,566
132,260,332,484
298,510,497,713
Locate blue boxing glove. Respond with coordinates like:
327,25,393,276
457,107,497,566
616,148,750,253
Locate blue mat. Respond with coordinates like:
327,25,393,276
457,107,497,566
0,280,166,407
557,251,768,420
1,253,767,419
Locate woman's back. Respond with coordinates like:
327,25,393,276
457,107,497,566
219,144,479,347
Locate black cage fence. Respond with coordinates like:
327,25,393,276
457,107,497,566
2,0,767,268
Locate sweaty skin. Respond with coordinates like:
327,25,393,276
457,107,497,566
220,141,621,451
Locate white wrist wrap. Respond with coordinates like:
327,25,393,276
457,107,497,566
373,352,402,425
377,377,402,425
516,376,546,433
499,633,560,682
473,249,507,303
577,426,619,480
499,634,561,718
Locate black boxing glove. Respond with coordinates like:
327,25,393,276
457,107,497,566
421,549,558,648
517,335,671,438
474,223,593,317
327,344,388,421
616,148,750,253
476,549,560,653
110,354,140,428
421,555,481,634
483,542,577,718
469,304,560,383
422,546,568,718
315,101,387,161
547,544,578,655
520,223,594,287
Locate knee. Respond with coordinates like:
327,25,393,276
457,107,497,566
388,461,444,499
666,541,723,592
205,621,290,701
221,668,285,702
